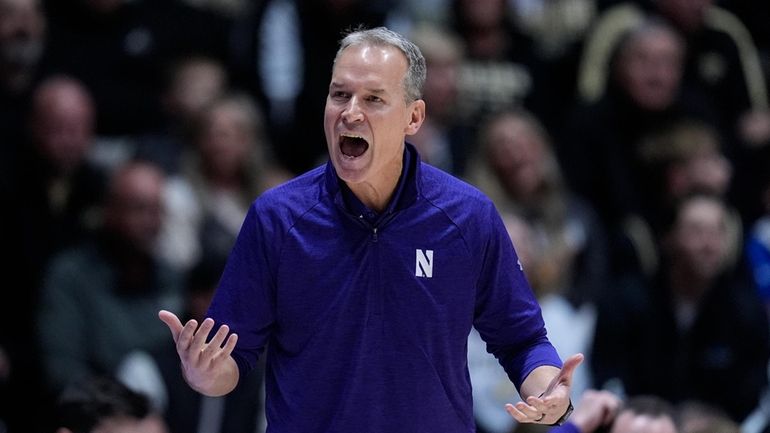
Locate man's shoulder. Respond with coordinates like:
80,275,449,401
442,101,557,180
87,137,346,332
419,163,494,209
253,164,326,211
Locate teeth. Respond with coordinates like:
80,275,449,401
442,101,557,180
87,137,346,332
340,133,364,139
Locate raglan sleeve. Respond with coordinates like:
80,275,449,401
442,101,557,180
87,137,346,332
472,200,562,391
205,199,279,381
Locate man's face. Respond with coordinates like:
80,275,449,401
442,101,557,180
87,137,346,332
0,0,45,69
324,43,424,187
670,197,728,280
106,165,165,254
487,114,547,200
199,103,251,179
32,80,95,174
617,28,683,111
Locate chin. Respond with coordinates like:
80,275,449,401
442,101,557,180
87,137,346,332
334,147,371,173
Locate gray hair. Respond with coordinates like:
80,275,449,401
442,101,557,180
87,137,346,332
334,26,426,102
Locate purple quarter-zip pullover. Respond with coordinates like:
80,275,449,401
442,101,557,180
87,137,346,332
207,143,561,433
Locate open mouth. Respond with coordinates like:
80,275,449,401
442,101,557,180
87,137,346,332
339,134,369,158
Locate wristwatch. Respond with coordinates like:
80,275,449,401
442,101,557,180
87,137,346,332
551,399,574,426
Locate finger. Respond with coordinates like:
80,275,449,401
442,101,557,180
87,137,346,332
505,403,530,423
200,325,231,362
207,324,231,351
158,310,184,342
514,401,542,420
220,333,238,359
211,333,239,365
177,319,199,352
192,318,216,351
525,395,548,411
508,402,546,424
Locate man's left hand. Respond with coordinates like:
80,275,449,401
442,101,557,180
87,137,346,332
505,353,584,424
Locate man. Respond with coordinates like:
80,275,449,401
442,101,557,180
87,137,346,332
160,26,580,432
38,161,183,395
591,192,770,421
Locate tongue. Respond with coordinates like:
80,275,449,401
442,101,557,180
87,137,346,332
340,136,368,157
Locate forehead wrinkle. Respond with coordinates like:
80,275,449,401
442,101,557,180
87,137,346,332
329,80,389,96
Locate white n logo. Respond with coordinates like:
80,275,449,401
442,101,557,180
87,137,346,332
415,249,434,278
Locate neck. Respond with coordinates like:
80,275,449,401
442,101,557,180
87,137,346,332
347,156,403,213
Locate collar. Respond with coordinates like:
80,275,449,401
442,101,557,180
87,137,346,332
325,142,421,224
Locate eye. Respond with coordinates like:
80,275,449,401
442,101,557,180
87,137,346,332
331,91,350,100
366,95,383,103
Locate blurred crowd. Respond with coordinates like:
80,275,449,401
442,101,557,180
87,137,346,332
1,0,769,432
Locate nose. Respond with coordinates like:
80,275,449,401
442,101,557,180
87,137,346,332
341,97,364,124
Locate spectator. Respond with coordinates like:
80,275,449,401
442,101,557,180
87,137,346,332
624,119,740,277
637,120,732,219
158,92,293,271
575,0,770,219
591,192,770,421
16,75,106,271
0,0,45,97
37,161,183,401
133,54,229,175
466,108,610,306
3,74,106,433
654,0,770,145
558,17,719,274
653,0,770,223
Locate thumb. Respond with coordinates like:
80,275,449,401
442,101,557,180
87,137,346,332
158,309,184,342
560,353,584,381
545,353,584,396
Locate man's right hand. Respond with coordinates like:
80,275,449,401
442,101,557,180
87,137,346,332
158,310,240,396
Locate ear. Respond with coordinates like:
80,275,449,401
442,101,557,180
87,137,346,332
404,99,426,136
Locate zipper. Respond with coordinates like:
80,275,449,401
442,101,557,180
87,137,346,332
342,207,399,243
